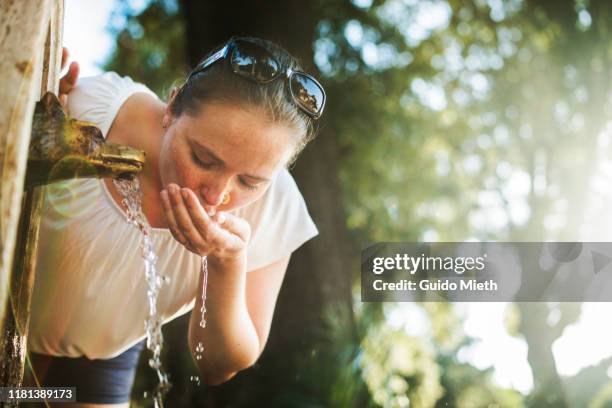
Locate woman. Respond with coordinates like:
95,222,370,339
26,36,325,406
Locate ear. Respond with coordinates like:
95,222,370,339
162,112,171,129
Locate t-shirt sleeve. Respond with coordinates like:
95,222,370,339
239,168,319,271
66,71,158,138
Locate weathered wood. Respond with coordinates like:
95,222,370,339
0,0,54,346
0,0,63,391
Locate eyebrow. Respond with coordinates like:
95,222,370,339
191,140,271,182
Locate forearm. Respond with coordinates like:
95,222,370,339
188,252,260,385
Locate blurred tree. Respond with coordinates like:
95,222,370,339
590,382,612,408
333,0,610,405
563,356,612,407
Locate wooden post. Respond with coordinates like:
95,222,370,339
0,0,63,389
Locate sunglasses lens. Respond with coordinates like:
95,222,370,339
231,41,280,82
290,73,325,117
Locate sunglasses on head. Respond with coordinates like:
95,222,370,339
187,38,326,119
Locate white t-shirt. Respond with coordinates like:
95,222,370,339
28,72,318,359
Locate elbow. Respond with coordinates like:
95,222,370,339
201,356,259,386
199,346,261,386
203,370,239,386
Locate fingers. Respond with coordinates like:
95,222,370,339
207,211,250,252
59,94,67,110
61,47,69,71
170,186,208,246
160,189,188,245
180,188,235,251
58,51,78,113
161,184,249,256
213,211,251,244
181,188,218,241
187,192,250,250
59,61,79,94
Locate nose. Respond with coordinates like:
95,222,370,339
200,182,230,208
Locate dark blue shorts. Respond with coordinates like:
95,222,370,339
28,339,146,404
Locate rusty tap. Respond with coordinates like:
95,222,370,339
25,92,145,189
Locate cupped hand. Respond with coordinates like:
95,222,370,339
58,47,79,111
160,183,251,261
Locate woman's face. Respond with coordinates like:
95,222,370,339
158,101,297,213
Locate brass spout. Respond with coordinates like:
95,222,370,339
25,92,145,189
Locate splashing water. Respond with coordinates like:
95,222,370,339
113,176,171,408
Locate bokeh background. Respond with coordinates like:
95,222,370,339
59,0,612,406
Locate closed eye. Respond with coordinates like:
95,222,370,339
239,178,260,191
193,150,261,191
191,151,217,169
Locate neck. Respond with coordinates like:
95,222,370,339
116,99,166,212
132,101,166,189
136,102,169,228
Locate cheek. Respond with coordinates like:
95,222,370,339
159,139,193,187
158,150,172,187
176,162,200,189
224,186,269,212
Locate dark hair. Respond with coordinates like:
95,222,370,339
169,36,319,167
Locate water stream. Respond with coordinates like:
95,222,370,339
112,175,210,405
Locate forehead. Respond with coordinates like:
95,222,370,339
179,101,297,173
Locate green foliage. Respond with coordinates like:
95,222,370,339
316,0,612,244
436,361,524,408
564,357,612,407
425,303,524,408
591,382,612,408
360,321,444,407
320,2,610,403
104,0,188,98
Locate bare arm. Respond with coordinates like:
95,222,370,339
160,183,291,385
187,253,259,385
188,253,291,385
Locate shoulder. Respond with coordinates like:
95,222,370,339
110,90,163,146
266,167,303,206
67,72,160,137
